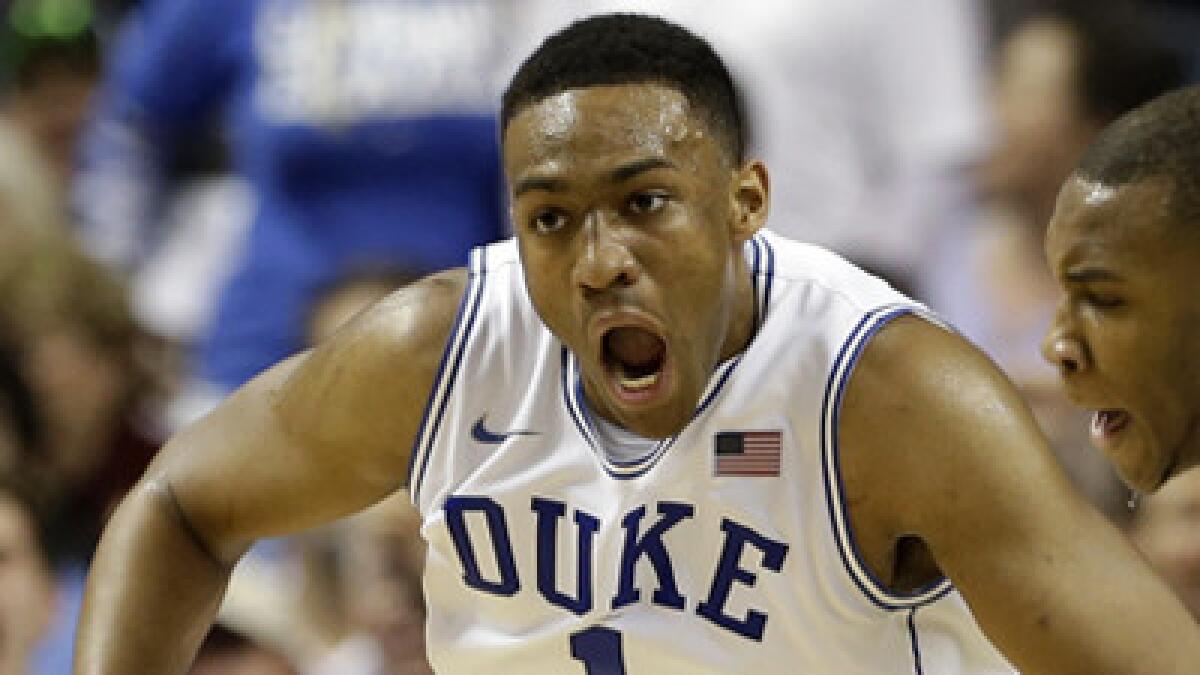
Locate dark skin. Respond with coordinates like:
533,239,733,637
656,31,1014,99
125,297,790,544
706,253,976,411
508,86,760,438
75,84,1200,674
1043,175,1200,492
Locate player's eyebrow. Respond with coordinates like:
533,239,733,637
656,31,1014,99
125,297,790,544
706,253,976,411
610,157,676,183
513,158,678,197
1064,267,1125,283
513,176,568,197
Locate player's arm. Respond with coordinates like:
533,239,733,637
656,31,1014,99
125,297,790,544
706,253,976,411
839,316,1200,675
73,268,468,675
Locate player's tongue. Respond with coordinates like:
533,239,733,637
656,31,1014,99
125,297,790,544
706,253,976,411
605,327,665,391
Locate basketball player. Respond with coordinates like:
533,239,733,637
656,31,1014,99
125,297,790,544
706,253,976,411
76,15,1200,674
1042,85,1200,602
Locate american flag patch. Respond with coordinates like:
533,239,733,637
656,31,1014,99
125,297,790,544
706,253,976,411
713,431,782,477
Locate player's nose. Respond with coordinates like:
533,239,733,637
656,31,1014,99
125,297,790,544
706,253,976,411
571,210,639,292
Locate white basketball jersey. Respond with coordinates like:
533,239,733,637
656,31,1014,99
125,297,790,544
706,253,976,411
408,230,1014,674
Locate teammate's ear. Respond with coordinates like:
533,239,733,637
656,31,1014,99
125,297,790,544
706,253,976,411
730,159,769,241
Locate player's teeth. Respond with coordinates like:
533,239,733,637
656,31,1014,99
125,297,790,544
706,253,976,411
619,371,659,390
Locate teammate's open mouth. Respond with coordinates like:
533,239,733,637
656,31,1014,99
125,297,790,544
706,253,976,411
1091,409,1131,440
603,326,668,402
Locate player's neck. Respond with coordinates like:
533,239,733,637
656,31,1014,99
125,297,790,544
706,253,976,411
716,256,758,364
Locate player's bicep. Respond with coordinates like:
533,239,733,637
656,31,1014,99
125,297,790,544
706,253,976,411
841,316,1197,673
842,316,1075,534
148,269,467,561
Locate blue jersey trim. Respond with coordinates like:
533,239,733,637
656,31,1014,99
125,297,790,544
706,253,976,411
561,347,601,451
819,303,955,611
908,608,925,675
561,235,774,479
750,235,762,329
759,233,775,326
407,247,488,505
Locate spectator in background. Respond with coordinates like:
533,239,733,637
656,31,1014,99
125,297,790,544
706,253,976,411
0,69,161,667
0,232,162,674
0,325,55,675
0,119,60,288
10,236,158,560
924,0,1187,518
1,26,101,191
303,495,431,675
0,25,161,561
0,474,55,675
74,0,512,427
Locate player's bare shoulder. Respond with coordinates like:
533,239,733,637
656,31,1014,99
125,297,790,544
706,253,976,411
135,268,472,558
838,315,1045,522
343,267,470,361
272,268,470,481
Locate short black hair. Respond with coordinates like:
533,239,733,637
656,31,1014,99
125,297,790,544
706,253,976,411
1076,85,1200,224
501,13,745,162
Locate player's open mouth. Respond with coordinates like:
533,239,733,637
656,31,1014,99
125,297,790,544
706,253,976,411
1090,409,1131,447
602,326,670,405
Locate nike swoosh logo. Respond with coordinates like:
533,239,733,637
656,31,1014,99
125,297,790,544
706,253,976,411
471,415,540,445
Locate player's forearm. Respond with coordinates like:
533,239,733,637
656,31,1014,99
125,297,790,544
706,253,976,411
73,480,239,674
947,506,1200,674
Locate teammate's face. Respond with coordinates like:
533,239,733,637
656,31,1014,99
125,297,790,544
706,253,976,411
504,84,765,438
1043,175,1200,492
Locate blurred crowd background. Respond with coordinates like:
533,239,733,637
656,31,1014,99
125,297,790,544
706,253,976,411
0,0,1198,672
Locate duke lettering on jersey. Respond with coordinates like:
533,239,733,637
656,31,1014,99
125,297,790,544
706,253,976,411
443,497,790,641
613,502,693,611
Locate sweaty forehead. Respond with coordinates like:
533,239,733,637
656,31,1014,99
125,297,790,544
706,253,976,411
502,84,718,175
1047,176,1176,258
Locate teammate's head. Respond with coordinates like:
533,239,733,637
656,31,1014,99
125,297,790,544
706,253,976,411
1042,85,1200,493
501,14,768,438
1073,86,1200,226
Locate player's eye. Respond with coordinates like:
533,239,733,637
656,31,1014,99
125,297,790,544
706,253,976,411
1084,293,1124,310
627,191,669,215
530,208,569,235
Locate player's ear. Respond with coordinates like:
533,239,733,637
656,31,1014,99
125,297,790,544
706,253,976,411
729,159,769,242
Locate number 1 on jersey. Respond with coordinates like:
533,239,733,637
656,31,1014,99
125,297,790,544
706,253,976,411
570,626,627,674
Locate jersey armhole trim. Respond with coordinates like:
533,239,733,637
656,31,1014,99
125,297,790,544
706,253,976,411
819,303,954,611
407,247,489,506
